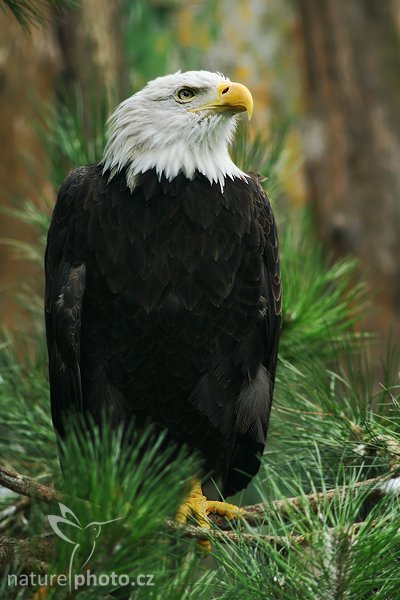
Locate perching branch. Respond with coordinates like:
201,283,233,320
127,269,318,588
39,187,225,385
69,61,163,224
0,462,399,571
0,463,397,526
240,474,394,524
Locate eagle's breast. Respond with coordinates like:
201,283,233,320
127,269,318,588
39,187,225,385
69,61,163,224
85,168,263,317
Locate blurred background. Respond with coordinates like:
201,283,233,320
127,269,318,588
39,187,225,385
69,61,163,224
2,6,400,593
1,0,400,349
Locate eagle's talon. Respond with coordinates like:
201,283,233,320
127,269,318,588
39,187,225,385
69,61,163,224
204,499,242,521
176,479,242,551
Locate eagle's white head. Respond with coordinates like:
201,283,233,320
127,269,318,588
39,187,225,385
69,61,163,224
102,70,254,190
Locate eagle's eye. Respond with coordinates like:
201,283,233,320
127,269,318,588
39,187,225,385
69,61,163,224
176,87,195,102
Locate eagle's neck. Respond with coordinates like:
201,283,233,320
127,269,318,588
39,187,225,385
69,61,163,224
101,113,247,191
122,141,246,191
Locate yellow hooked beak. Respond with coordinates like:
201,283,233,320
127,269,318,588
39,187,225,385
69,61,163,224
192,81,254,120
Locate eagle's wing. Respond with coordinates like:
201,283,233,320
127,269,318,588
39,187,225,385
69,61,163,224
225,174,282,496
255,174,282,389
45,167,92,439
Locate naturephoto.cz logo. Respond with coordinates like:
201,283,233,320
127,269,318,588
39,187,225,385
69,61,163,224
7,503,155,592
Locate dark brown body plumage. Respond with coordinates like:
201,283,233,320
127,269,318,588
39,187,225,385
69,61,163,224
45,165,281,496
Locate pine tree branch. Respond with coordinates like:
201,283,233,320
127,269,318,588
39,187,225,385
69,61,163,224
1,0,76,31
166,519,306,547
0,517,378,572
0,463,397,526
0,465,61,503
0,527,304,572
0,463,399,571
0,497,30,533
0,534,51,571
240,474,394,524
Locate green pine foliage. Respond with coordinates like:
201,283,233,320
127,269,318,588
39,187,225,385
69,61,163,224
212,466,400,600
2,0,75,30
1,3,400,598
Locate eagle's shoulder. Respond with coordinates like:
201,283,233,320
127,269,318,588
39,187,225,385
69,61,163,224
62,164,95,187
48,163,105,251
245,171,273,210
56,164,101,211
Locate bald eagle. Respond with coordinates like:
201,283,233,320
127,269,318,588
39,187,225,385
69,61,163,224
45,71,281,529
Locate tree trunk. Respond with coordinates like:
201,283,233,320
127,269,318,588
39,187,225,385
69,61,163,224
0,8,59,331
295,0,400,336
0,1,122,331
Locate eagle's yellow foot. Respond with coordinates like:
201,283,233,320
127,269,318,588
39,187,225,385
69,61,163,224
176,479,242,551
